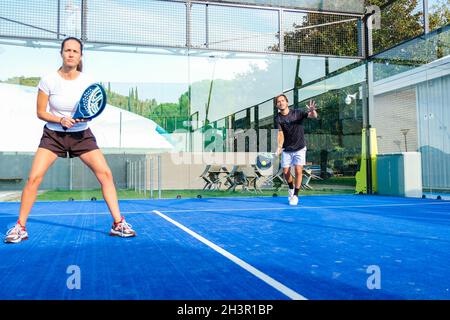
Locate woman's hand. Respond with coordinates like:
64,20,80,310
60,117,76,128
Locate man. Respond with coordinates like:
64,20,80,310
275,94,317,206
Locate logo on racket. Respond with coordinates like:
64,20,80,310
73,83,107,120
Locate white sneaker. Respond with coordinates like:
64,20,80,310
110,217,136,237
4,223,28,243
288,188,294,201
289,195,299,206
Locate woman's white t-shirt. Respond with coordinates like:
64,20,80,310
38,71,94,132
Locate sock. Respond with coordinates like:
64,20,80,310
288,182,294,190
17,219,25,229
294,188,300,196
114,217,124,225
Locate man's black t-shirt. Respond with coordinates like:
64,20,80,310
275,109,309,152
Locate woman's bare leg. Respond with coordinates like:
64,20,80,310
18,148,58,226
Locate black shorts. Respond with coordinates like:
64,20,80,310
38,126,99,158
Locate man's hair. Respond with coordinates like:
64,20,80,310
275,94,288,103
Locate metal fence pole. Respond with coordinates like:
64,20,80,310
144,157,147,198
158,155,161,199
134,162,138,193
139,160,142,194
150,157,154,199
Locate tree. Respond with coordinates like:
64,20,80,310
429,0,450,31
368,0,423,53
1,76,40,87
271,11,359,56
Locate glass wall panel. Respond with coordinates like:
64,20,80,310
189,51,283,127
373,25,450,82
0,40,189,200
370,24,450,198
1,39,364,200
290,62,366,190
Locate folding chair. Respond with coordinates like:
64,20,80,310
225,165,259,193
264,165,313,191
264,164,286,191
242,165,260,193
218,165,234,190
207,165,225,190
300,168,313,190
199,165,212,190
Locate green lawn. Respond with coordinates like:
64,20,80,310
312,176,356,186
36,187,355,201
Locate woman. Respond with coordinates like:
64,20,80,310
4,37,136,243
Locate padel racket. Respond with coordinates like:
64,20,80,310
256,152,278,170
62,83,107,130
73,83,107,119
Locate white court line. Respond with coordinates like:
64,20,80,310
152,209,307,301
0,201,448,218
148,201,450,214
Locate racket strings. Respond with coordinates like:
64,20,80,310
82,87,104,116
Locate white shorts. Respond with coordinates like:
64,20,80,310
281,147,306,168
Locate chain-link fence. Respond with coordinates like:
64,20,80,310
0,0,363,57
